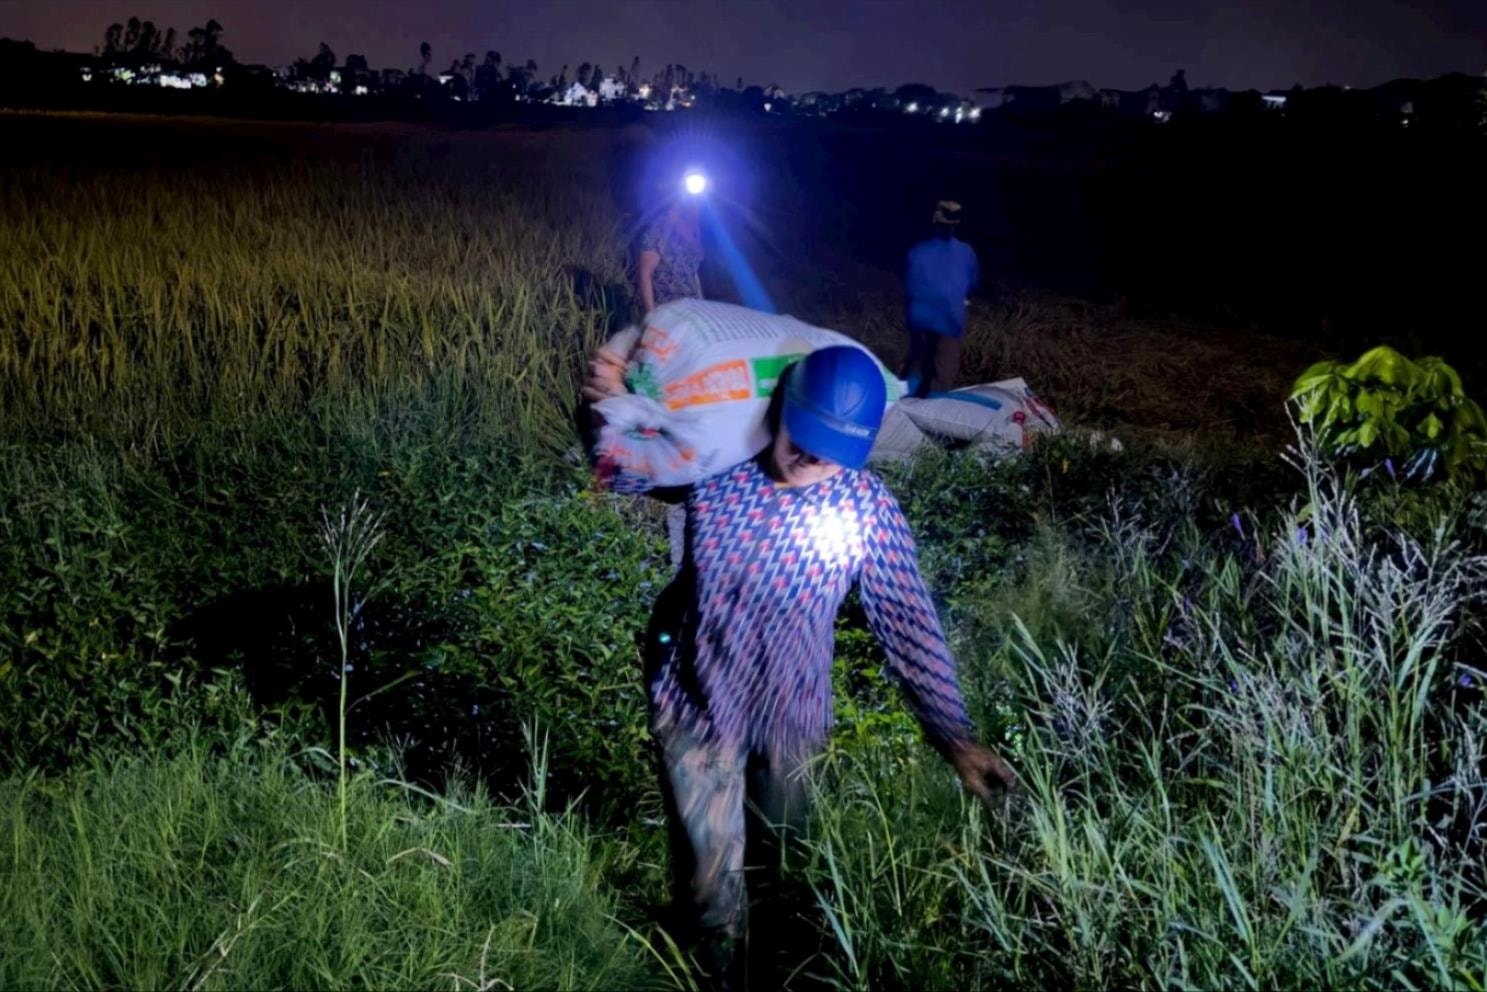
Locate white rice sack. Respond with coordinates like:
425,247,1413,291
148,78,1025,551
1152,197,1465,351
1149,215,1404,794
867,404,930,464
899,379,1061,455
592,299,905,490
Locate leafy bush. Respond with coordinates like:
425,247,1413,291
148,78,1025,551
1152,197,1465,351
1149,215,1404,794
0,409,669,809
1292,346,1487,481
408,483,667,813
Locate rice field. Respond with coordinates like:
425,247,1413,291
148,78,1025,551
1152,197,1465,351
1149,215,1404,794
0,114,621,449
0,111,1483,990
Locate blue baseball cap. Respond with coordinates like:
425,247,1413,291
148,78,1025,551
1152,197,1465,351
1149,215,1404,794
782,345,887,470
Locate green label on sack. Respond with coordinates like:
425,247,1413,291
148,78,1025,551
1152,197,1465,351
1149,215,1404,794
626,363,664,401
751,352,902,400
751,354,806,397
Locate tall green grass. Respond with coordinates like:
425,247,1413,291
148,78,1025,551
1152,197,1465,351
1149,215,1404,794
0,733,661,991
6,442,1481,991
803,447,1487,989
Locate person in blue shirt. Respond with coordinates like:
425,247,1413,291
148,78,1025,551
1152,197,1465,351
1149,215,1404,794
901,200,980,398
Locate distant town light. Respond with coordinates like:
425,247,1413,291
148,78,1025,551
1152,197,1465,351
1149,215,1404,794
939,106,949,117
905,101,918,113
763,101,772,112
968,107,981,120
354,84,369,96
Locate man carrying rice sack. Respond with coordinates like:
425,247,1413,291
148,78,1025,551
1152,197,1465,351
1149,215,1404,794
626,343,1016,989
581,298,906,568
582,298,906,494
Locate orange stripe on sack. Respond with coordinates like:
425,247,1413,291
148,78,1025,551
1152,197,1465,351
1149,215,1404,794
645,326,679,361
664,359,752,410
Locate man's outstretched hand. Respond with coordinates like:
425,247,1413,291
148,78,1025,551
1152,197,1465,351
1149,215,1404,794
948,740,1017,805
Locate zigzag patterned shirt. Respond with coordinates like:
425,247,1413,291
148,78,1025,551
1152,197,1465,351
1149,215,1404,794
649,456,974,755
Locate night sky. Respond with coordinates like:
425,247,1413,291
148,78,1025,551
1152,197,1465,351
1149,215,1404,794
3,0,1484,94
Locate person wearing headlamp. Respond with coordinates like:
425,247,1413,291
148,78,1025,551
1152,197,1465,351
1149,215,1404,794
645,344,1015,985
635,170,707,315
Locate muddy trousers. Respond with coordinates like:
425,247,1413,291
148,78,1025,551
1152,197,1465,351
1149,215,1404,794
657,730,820,983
